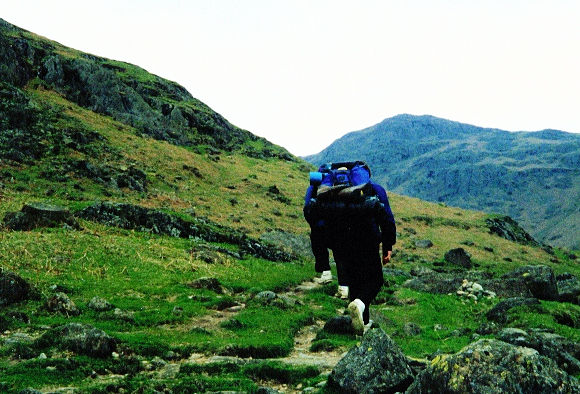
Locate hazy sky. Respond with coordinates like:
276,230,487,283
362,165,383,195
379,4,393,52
3,0,580,155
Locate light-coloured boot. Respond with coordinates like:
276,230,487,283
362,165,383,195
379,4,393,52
335,285,349,299
364,319,374,334
314,270,332,284
348,298,365,335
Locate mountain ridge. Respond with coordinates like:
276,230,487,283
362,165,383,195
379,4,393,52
305,114,580,250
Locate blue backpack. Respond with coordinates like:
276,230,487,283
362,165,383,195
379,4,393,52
310,161,371,188
308,161,381,214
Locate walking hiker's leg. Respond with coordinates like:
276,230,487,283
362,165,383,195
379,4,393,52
311,227,330,273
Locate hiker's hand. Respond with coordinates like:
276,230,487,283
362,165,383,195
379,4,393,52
382,250,392,265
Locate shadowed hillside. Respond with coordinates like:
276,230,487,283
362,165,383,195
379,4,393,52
1,19,579,392
305,114,580,250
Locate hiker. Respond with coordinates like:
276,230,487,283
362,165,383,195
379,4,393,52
304,177,349,299
304,162,396,334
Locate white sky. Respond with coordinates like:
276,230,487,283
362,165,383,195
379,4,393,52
3,0,580,156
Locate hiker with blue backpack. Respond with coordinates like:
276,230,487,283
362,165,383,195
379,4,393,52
304,161,396,334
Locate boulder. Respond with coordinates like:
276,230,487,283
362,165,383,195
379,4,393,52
414,239,433,248
403,322,421,336
46,292,81,316
253,291,298,309
486,297,540,324
557,273,580,304
87,296,115,312
444,248,472,268
37,323,118,358
503,265,558,301
323,316,354,335
3,202,81,231
498,328,580,375
0,268,33,306
327,328,413,393
407,339,579,393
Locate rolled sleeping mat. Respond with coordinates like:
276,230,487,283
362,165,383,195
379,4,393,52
309,171,323,186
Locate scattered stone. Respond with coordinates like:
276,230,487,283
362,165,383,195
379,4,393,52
46,292,80,316
404,227,417,235
37,323,118,358
484,246,494,252
113,308,135,322
444,248,472,268
414,239,433,248
456,279,496,301
0,268,33,306
383,267,412,278
87,296,114,312
486,297,541,324
254,291,277,303
327,328,414,393
407,339,579,393
187,277,226,294
410,266,434,277
403,274,463,295
3,202,81,231
253,291,298,309
476,322,498,335
403,322,421,336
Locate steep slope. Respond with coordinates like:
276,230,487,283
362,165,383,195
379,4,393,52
0,18,291,160
305,114,580,249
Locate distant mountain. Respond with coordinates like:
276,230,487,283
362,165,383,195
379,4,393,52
305,114,580,249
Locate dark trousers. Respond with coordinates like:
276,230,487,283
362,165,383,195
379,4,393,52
310,227,330,273
334,245,383,324
310,227,348,286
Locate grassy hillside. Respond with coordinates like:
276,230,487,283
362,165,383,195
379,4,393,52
1,19,579,392
305,114,580,250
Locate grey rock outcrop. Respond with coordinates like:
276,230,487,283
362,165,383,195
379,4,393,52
486,216,540,246
498,328,580,375
407,339,579,393
327,328,413,393
3,202,81,231
77,202,293,262
503,265,558,300
37,323,118,358
0,268,33,306
557,273,580,304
